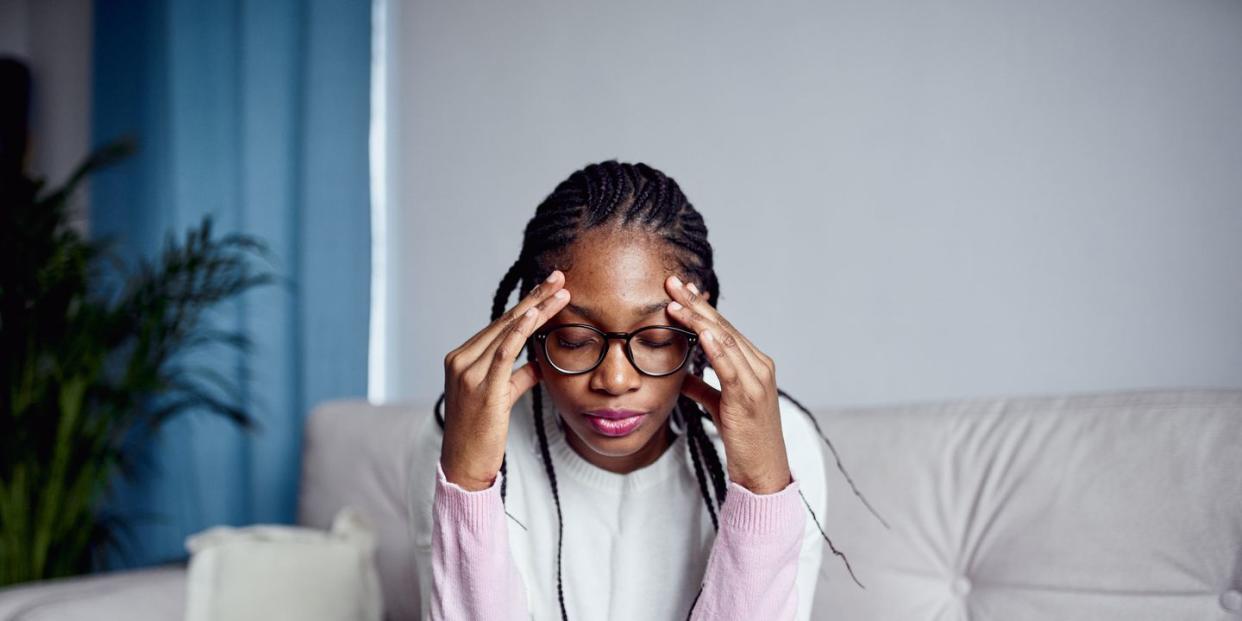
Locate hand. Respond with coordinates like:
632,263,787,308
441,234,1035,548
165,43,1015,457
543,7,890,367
440,270,572,491
665,275,793,495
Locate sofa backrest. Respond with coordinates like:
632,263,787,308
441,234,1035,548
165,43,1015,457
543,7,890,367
299,388,1242,621
298,399,425,621
815,387,1242,620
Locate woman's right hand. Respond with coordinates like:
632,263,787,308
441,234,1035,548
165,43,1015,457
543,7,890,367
439,269,571,491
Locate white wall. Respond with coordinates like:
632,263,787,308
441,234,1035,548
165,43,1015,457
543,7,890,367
374,0,1242,408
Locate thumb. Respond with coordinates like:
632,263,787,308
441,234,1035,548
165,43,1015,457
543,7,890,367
680,374,722,427
509,360,542,406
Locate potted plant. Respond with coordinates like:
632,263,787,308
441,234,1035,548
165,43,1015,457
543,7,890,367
0,136,274,585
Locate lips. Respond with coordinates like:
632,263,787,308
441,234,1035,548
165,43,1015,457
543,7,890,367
582,408,647,437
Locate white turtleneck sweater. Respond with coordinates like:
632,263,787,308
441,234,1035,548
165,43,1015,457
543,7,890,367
406,368,829,619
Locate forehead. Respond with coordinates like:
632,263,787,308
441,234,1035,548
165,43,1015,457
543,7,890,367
556,228,680,325
561,229,676,288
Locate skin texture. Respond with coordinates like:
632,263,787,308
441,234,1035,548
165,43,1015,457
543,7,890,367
535,228,692,475
441,227,793,494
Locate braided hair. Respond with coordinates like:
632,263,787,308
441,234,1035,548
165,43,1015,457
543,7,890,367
433,160,885,619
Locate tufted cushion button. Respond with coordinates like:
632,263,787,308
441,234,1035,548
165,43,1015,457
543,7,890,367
1222,589,1242,613
951,576,972,597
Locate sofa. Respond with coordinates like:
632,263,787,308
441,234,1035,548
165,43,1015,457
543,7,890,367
1,387,1239,620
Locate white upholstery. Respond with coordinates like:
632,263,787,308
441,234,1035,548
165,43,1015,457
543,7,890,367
298,389,1242,620
297,400,424,621
3,387,1239,620
0,564,185,620
184,507,383,621
815,388,1242,620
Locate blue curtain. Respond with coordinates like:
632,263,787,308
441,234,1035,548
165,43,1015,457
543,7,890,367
90,0,371,569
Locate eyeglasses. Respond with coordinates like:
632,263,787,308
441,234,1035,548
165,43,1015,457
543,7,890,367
530,323,699,377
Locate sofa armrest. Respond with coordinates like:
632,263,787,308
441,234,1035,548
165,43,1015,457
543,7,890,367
0,563,185,620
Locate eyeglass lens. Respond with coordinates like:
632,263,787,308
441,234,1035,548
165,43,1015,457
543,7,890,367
545,326,690,374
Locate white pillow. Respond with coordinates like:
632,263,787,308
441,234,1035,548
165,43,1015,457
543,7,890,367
184,507,383,621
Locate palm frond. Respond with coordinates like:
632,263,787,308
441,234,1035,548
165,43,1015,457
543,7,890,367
1,140,274,586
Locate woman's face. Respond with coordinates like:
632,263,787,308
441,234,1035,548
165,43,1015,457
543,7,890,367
533,228,704,474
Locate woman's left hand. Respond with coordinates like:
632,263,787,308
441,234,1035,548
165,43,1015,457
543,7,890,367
664,274,793,495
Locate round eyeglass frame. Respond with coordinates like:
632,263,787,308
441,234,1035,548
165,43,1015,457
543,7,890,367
530,323,699,377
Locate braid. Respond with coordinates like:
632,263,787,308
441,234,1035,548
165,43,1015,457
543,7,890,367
680,399,719,531
683,350,729,506
430,160,880,619
492,256,527,321
531,382,570,620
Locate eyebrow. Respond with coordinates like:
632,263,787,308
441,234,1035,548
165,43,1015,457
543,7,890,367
565,300,669,323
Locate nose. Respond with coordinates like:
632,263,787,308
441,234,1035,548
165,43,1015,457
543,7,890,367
589,339,641,394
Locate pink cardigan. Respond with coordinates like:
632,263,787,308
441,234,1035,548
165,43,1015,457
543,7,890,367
431,460,807,619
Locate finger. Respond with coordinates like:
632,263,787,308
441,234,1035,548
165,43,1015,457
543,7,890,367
483,306,542,389
459,270,566,362
463,270,563,355
680,373,722,427
694,326,764,399
666,276,769,380
508,360,543,407
476,285,568,372
678,280,758,356
464,281,568,367
678,278,767,369
665,291,763,391
669,305,763,394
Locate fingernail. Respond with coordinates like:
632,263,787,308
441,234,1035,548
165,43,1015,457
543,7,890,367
524,308,537,317
702,329,714,342
687,283,700,295
670,275,683,288
546,271,558,283
554,289,568,299
668,301,683,311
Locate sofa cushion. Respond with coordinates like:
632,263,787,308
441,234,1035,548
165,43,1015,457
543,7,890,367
815,388,1242,620
185,507,382,621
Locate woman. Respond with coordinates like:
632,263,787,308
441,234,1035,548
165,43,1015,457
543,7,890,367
407,161,866,620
